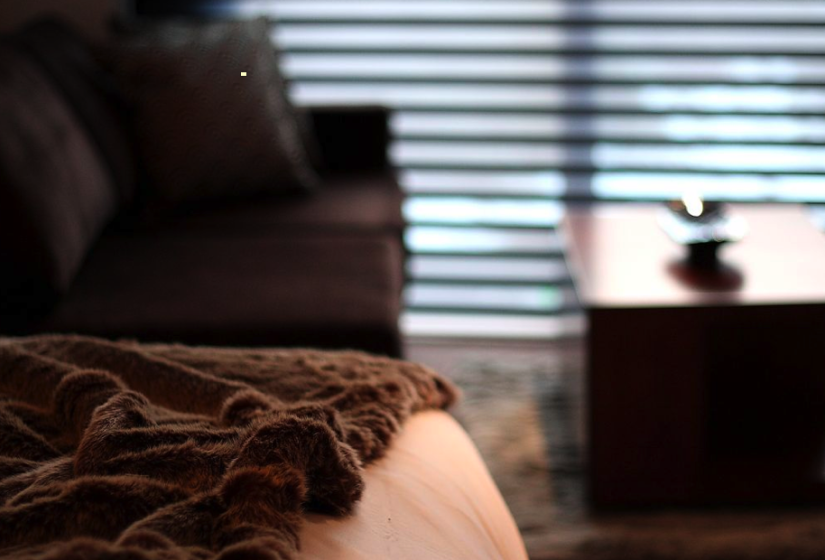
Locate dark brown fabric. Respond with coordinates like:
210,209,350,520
306,106,391,173
126,172,404,236
111,18,319,207
0,334,457,559
0,44,119,306
40,233,404,357
13,18,137,204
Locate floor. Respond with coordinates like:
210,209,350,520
406,337,587,557
406,337,825,560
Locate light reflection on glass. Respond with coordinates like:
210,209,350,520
235,1,567,19
401,170,566,196
405,227,560,254
405,284,565,311
593,173,825,201
808,206,825,229
394,113,825,143
409,256,568,282
403,197,564,227
292,83,825,113
593,144,825,172
283,54,825,83
231,1,825,22
392,142,567,166
636,85,825,112
273,25,825,53
392,141,825,172
661,116,825,142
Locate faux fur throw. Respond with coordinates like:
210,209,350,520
0,335,457,560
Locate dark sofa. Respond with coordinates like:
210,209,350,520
0,21,405,357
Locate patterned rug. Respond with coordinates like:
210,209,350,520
407,339,825,560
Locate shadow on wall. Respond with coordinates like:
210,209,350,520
0,0,114,38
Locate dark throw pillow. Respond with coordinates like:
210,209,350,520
13,18,138,205
0,44,120,311
112,18,320,208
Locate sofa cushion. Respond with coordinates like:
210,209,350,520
123,172,404,236
40,233,404,357
111,18,319,207
0,44,119,310
13,19,137,204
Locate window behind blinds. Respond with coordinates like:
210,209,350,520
130,1,825,339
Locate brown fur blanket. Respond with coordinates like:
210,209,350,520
0,335,457,559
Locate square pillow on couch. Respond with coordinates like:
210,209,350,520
111,17,319,208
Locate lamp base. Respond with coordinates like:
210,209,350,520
687,242,722,270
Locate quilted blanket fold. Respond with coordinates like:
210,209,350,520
0,335,457,560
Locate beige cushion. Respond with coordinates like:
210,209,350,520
298,411,529,560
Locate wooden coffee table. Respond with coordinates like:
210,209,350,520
563,204,825,508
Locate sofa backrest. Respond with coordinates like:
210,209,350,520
0,19,133,325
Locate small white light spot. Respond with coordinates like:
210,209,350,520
682,191,704,217
241,72,247,76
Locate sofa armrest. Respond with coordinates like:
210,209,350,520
305,105,391,173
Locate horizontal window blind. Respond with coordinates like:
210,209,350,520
131,0,825,338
